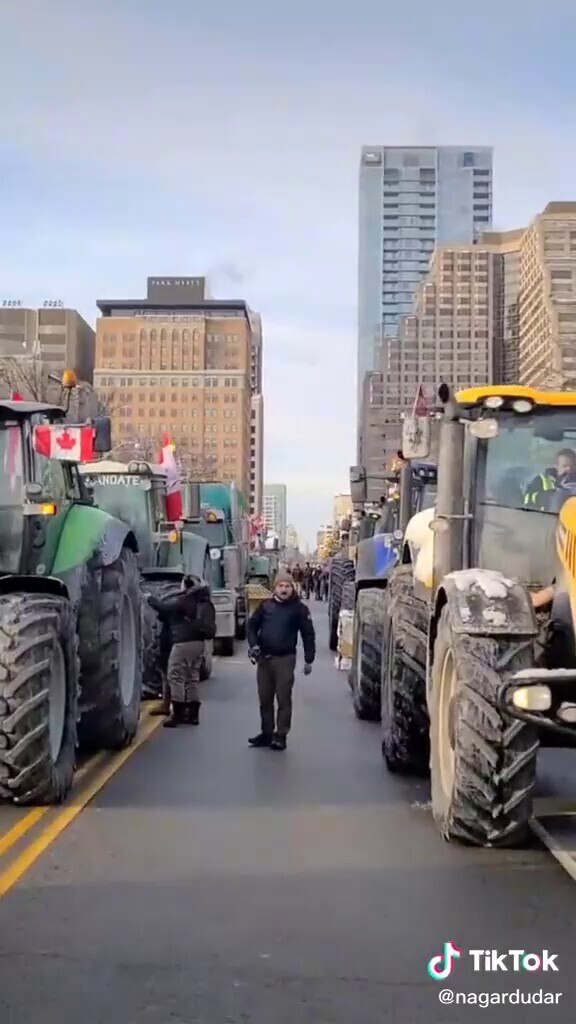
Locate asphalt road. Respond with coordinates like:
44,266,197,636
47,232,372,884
1,603,576,1023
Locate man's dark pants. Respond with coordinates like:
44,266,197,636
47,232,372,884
257,654,297,737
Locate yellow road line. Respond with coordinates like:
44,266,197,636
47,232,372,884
0,712,162,899
0,750,110,858
0,807,48,857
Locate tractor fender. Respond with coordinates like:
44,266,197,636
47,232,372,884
0,574,69,600
355,534,399,593
52,506,138,579
432,568,538,642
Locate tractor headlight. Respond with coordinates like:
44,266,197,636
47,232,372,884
511,685,551,711
484,395,504,409
512,399,533,414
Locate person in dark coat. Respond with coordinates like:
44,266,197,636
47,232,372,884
247,569,316,750
147,575,216,727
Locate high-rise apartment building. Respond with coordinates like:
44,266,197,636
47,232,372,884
516,202,576,387
263,484,287,546
361,244,495,475
481,229,523,384
482,203,576,388
0,305,95,382
357,145,493,415
248,312,264,515
94,277,263,507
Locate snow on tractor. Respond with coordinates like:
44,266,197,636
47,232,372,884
0,400,142,805
381,384,576,847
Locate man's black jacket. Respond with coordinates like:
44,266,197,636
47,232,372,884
247,594,316,663
148,584,216,646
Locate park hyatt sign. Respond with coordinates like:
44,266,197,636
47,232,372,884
146,277,206,303
149,278,203,288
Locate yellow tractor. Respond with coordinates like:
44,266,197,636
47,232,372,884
382,383,576,847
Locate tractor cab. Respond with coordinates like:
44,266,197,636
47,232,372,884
80,460,212,584
0,400,109,578
402,385,576,592
391,384,576,848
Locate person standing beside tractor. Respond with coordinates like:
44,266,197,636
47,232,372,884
147,575,216,727
247,570,316,750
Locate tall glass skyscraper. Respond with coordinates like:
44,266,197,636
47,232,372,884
357,145,493,412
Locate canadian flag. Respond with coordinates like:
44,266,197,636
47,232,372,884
160,433,183,521
33,424,95,462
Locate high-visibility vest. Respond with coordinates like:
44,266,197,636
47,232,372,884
524,473,555,506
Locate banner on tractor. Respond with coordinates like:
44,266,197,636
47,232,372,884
33,424,95,462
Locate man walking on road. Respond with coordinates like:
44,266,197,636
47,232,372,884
247,570,316,750
147,575,216,728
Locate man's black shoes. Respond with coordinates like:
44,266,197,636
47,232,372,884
249,733,273,747
270,734,287,751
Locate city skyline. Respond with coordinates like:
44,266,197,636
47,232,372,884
357,144,493,422
2,1,576,543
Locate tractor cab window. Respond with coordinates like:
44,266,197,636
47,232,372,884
473,410,576,586
0,423,25,573
88,478,152,555
192,520,227,548
0,424,24,506
32,449,69,503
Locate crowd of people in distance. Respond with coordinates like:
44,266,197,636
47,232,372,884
289,561,329,601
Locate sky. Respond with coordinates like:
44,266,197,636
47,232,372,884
1,0,576,546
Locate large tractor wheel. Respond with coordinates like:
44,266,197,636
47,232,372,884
78,548,142,751
381,566,429,775
0,592,78,806
328,557,355,651
429,605,538,847
349,589,386,721
141,579,181,699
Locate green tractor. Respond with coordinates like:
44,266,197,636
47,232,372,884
79,460,214,698
0,401,142,805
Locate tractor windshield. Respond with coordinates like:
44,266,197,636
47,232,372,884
89,481,152,558
0,424,24,573
191,521,228,548
474,409,576,586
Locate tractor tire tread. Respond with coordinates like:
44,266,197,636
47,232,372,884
0,592,78,805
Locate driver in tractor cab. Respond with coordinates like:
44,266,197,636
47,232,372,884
524,448,576,510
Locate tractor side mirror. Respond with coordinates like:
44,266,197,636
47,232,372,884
401,415,431,460
350,465,367,504
92,416,112,454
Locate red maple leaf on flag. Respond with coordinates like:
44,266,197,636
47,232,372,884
56,430,76,451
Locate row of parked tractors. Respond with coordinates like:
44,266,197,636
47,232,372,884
327,383,576,849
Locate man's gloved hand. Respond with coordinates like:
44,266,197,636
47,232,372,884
248,646,261,663
303,663,312,676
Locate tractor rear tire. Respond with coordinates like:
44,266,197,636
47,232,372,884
141,579,181,699
349,589,386,721
78,548,142,751
381,566,429,775
429,605,538,847
328,557,355,652
0,592,78,806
